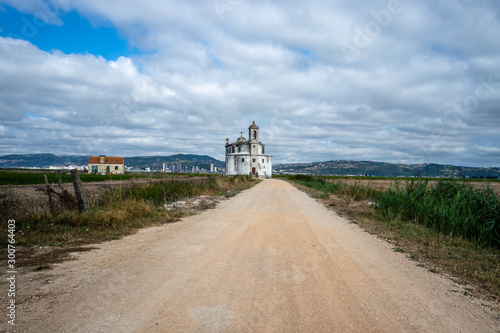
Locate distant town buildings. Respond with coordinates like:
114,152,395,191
225,121,272,178
88,155,125,174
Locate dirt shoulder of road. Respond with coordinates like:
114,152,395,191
289,180,500,306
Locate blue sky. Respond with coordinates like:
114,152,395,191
0,5,139,59
0,0,499,166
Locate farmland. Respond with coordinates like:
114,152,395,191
0,169,137,185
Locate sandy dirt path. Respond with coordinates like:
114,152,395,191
2,179,498,332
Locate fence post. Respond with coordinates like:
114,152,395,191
44,175,57,215
71,169,89,213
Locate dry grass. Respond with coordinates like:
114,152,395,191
0,174,258,269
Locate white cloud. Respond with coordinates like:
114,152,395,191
0,0,499,166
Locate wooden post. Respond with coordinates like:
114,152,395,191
71,169,89,213
44,175,56,215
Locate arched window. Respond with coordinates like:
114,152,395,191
252,131,256,139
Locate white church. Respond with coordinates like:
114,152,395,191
225,121,272,178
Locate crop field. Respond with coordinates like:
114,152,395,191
274,174,500,194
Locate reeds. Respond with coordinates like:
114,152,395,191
377,180,500,248
289,176,499,249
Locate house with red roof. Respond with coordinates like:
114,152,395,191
88,155,125,174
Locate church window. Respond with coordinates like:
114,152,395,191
242,158,245,162
231,146,235,153
262,159,264,163
252,158,256,162
252,131,256,139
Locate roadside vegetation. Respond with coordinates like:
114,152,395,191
0,174,257,268
0,169,221,185
286,175,500,301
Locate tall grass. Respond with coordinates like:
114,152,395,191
103,178,221,206
289,175,379,201
0,175,254,247
377,180,500,248
288,176,500,249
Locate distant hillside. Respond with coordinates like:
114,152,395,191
0,153,224,171
0,154,89,168
3,154,498,178
274,160,500,179
124,154,224,170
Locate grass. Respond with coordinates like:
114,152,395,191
290,175,381,201
0,169,137,185
0,174,256,267
287,175,500,301
378,180,500,249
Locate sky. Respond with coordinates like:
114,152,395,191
0,0,499,166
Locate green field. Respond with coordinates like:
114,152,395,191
0,169,221,185
0,170,136,185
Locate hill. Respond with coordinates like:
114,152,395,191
0,154,89,168
2,154,498,178
124,154,224,170
273,160,500,179
0,153,224,171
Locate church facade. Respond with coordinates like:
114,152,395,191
225,121,272,178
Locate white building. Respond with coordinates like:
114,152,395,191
225,121,272,178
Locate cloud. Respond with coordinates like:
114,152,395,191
0,0,499,166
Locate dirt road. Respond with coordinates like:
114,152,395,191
3,179,498,332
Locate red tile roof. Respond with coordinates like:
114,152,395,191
88,156,124,164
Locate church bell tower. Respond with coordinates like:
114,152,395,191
249,121,259,142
